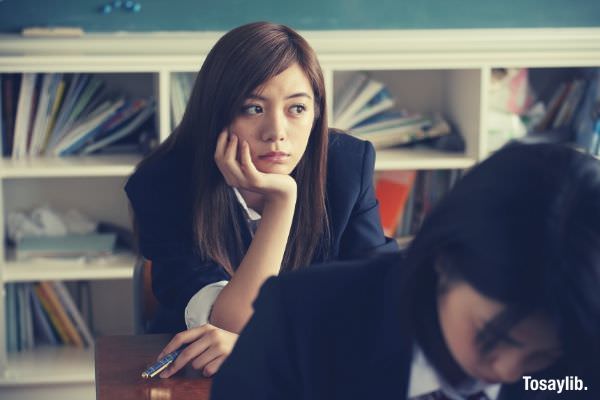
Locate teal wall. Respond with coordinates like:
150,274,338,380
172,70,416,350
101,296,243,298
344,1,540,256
0,0,599,33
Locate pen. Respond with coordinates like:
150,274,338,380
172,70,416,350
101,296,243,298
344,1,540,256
141,346,186,379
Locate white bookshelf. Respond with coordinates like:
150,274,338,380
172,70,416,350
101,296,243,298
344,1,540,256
0,155,139,178
1,28,599,400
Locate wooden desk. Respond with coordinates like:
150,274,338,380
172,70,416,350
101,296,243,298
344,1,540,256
95,334,212,400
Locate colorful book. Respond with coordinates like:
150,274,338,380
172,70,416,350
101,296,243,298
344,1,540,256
38,282,84,348
333,73,369,120
52,281,94,347
79,103,155,155
335,78,385,129
33,284,71,345
30,285,60,345
52,99,125,156
352,114,451,149
375,171,416,237
342,87,396,130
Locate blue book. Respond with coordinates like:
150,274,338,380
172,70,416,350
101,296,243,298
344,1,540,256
6,284,19,352
0,76,3,156
79,102,155,155
30,285,60,345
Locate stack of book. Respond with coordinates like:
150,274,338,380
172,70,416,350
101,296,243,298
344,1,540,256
5,281,94,352
334,73,452,149
0,73,156,158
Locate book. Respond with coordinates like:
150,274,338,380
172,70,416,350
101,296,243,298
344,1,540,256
52,281,94,347
351,111,427,134
6,284,19,352
351,114,451,149
46,74,89,149
15,233,117,260
534,82,570,132
28,74,55,156
341,87,396,130
30,285,60,345
375,171,416,237
335,78,385,129
33,284,71,345
40,77,66,153
575,70,600,153
333,73,369,120
552,79,586,129
52,99,125,156
37,282,84,348
18,284,35,350
11,73,37,159
0,76,3,156
79,102,155,155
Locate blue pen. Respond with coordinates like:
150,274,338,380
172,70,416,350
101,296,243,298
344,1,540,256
141,346,186,378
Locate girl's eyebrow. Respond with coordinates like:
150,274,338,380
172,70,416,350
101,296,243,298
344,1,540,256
247,92,313,101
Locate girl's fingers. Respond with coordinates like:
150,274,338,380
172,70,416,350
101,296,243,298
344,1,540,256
214,129,229,161
223,133,238,163
159,334,213,378
202,355,227,377
190,345,224,372
239,139,260,179
156,325,210,360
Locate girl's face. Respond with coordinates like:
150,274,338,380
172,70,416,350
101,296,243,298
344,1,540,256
228,62,316,175
438,281,562,384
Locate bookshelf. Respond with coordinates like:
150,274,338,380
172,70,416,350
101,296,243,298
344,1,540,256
1,28,599,400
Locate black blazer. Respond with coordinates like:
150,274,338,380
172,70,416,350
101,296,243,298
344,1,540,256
211,253,590,400
125,132,398,332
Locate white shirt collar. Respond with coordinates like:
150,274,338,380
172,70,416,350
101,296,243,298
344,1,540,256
408,346,501,400
232,187,262,221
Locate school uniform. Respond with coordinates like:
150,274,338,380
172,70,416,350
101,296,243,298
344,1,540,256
209,252,572,400
125,131,398,332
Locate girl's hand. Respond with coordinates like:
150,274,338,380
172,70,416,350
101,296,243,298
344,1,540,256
214,129,297,202
156,324,238,378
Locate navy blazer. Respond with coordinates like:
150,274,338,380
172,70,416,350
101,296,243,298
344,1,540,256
211,252,592,400
125,131,398,332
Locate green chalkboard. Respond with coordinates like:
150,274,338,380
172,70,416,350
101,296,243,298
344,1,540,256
0,0,599,33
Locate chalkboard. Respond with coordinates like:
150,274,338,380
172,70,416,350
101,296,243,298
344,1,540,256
0,0,599,33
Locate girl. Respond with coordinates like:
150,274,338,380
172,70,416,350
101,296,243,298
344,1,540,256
125,22,396,377
211,142,600,400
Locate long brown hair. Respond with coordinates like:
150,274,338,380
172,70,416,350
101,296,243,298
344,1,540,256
137,22,330,275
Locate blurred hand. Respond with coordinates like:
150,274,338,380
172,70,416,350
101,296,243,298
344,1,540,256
157,324,238,378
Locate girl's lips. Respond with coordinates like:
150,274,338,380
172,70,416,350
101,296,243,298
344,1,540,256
259,152,290,163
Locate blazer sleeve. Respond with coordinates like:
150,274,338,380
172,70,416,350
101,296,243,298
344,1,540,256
211,277,299,400
338,140,399,259
125,174,230,314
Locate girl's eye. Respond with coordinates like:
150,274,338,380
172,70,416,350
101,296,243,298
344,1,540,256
242,105,263,115
290,104,306,114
